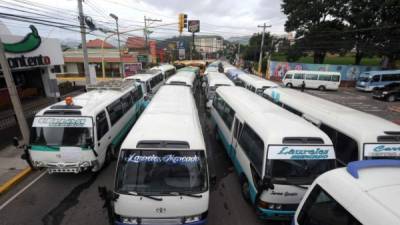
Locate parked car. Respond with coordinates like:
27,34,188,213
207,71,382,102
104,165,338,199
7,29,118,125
372,82,400,102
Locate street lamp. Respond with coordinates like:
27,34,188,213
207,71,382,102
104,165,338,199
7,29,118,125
110,13,122,77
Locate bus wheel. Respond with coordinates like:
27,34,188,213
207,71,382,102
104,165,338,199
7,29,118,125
286,83,293,88
241,179,251,203
387,94,396,102
318,85,326,91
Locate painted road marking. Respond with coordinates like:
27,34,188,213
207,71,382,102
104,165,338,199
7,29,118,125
0,171,47,211
0,167,32,194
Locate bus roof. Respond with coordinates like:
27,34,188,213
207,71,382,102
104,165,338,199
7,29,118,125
36,84,137,117
151,64,175,72
121,85,205,150
316,163,400,224
125,71,161,82
361,70,400,76
165,71,196,87
217,86,333,145
237,73,278,89
286,70,341,75
207,72,234,87
178,66,200,73
264,88,400,143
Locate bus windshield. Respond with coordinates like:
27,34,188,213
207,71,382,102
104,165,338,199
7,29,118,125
115,150,208,195
270,159,335,183
30,127,93,147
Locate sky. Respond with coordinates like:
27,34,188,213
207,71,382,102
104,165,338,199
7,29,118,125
0,0,287,44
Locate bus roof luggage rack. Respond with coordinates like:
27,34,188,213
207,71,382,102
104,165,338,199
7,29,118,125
86,80,135,91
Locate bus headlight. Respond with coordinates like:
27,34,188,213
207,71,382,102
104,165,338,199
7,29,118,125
383,91,388,95
184,215,201,223
121,217,139,224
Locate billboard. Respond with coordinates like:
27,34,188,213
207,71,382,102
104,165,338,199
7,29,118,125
188,20,200,33
178,48,185,60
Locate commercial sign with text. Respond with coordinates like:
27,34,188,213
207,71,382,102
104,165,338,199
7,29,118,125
268,145,335,160
364,143,400,158
123,63,142,77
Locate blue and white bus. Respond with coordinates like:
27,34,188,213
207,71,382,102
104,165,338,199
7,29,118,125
113,85,209,225
356,70,400,91
211,86,336,220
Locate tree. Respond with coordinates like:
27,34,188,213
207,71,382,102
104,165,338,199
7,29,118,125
282,0,353,63
241,33,276,72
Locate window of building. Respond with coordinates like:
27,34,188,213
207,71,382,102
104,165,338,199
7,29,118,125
96,110,109,141
297,185,361,225
238,124,264,174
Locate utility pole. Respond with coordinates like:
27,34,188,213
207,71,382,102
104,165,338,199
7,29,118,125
257,23,271,76
191,32,195,60
0,39,30,144
110,13,122,77
237,43,240,66
77,0,91,84
144,16,162,63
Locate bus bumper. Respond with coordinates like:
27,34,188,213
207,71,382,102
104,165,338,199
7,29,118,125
256,207,295,221
115,218,207,225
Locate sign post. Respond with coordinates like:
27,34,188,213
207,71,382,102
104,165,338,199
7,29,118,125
188,20,200,60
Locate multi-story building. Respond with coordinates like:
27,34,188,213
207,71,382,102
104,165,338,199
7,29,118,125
194,35,224,54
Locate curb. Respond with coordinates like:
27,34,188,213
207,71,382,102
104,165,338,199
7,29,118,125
0,167,32,195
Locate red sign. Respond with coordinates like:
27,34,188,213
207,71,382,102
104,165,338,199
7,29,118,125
149,41,157,63
123,63,142,77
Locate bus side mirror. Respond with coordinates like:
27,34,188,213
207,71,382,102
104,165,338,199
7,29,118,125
13,137,19,147
260,176,274,191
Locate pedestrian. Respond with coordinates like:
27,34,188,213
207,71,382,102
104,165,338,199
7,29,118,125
301,81,305,92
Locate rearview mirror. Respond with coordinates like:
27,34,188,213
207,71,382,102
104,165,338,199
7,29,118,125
13,137,19,147
260,176,274,191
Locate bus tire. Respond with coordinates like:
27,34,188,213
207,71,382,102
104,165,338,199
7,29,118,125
241,178,251,203
387,94,396,102
318,85,326,91
286,83,293,88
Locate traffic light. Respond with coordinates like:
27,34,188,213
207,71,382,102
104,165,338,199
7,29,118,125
178,13,187,33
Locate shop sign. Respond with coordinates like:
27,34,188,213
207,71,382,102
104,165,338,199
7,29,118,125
6,54,51,69
137,55,148,63
3,25,41,53
124,63,142,77
188,20,200,33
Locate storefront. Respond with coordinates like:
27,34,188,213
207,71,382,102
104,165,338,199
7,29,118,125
0,25,64,108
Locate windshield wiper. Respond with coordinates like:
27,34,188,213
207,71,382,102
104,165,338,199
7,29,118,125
128,191,163,201
277,179,308,190
164,191,202,198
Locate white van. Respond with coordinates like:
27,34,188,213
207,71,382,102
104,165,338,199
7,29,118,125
165,70,196,88
236,73,278,95
356,70,400,91
27,80,144,173
113,85,209,225
264,88,400,166
283,70,341,91
211,86,336,220
294,160,400,225
152,64,176,80
205,72,234,108
125,69,164,97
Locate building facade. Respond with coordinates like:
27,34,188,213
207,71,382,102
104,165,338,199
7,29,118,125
194,35,223,54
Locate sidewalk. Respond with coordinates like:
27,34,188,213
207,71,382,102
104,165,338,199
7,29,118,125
0,145,31,194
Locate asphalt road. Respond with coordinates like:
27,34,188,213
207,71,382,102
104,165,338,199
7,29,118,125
0,89,286,225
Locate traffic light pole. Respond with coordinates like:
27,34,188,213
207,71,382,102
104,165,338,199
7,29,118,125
191,32,195,60
0,38,30,145
77,0,91,84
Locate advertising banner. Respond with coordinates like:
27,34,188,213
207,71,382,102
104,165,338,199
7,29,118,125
188,20,200,33
124,63,142,77
268,60,381,81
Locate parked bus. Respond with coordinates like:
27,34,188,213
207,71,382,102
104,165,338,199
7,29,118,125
165,70,196,89
113,85,209,225
294,160,400,225
356,70,400,91
152,64,176,80
205,72,234,108
226,68,245,81
125,69,164,97
211,86,336,220
236,73,278,95
264,88,400,165
178,66,200,77
282,70,341,91
25,80,144,173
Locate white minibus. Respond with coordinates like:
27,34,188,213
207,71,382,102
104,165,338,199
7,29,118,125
165,70,196,88
125,69,164,97
264,88,400,166
205,72,234,108
294,160,400,225
282,70,341,91
113,85,209,225
211,86,336,220
236,73,278,95
152,64,176,80
26,80,144,173
356,70,400,91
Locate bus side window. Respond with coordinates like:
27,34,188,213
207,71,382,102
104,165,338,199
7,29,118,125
320,123,358,165
294,74,304,79
107,100,124,126
121,93,133,113
297,185,362,225
372,75,380,82
238,124,264,174
96,110,109,141
233,119,243,138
